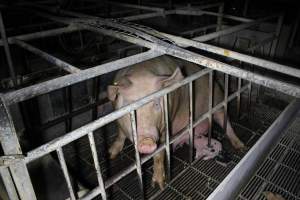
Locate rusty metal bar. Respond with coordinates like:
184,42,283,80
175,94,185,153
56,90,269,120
163,95,171,182
87,132,107,200
12,39,81,74
57,147,76,200
130,111,144,200
188,81,194,162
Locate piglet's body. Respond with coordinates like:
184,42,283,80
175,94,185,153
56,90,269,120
108,56,244,189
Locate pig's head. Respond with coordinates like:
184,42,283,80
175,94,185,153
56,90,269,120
108,67,184,154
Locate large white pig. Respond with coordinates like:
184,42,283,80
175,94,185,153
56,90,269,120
107,56,245,189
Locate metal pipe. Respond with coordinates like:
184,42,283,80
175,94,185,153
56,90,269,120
207,98,300,200
87,132,107,200
0,97,37,200
175,9,252,23
0,25,81,46
192,15,279,42
180,25,217,36
0,11,17,86
0,168,19,200
12,39,81,74
223,74,229,136
107,2,165,12
208,71,213,147
188,81,194,162
159,33,300,79
3,50,163,105
163,95,171,182
122,10,176,21
56,147,76,200
237,77,242,117
130,111,144,199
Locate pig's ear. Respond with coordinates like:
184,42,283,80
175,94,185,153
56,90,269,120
107,85,119,101
161,68,184,87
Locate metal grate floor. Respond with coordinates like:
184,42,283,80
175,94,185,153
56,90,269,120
62,102,300,200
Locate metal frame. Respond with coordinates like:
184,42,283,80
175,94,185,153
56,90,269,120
0,2,299,200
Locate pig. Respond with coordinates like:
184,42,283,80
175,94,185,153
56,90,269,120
107,55,245,189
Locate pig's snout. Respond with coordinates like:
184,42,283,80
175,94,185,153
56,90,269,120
138,137,157,154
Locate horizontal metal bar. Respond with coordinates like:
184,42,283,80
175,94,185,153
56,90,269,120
24,68,212,163
207,98,300,200
13,39,81,74
2,50,163,105
121,10,176,21
0,25,81,46
175,9,253,22
80,79,250,200
192,14,279,42
180,24,217,36
160,32,300,79
107,1,165,12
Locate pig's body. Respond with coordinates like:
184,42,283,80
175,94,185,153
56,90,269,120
108,56,245,189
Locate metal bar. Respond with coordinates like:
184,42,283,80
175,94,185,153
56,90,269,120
163,95,171,182
243,0,250,16
107,2,165,12
188,81,194,162
0,97,37,200
237,77,242,117
0,11,17,86
3,50,163,105
159,33,300,79
122,10,176,21
81,83,250,200
0,25,81,46
207,98,300,200
288,13,299,48
56,147,76,200
87,132,107,200
208,71,213,147
0,168,20,200
270,14,284,58
130,111,144,199
175,9,252,23
223,74,229,136
12,39,81,74
216,3,224,31
180,25,217,36
192,15,279,42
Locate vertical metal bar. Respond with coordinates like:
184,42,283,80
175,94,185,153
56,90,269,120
223,74,229,135
87,132,107,200
0,168,20,200
56,147,76,200
288,14,299,48
237,77,242,117
163,95,171,182
188,82,194,162
208,71,214,147
0,11,17,87
130,111,144,200
270,14,284,58
216,3,224,31
64,87,73,132
243,0,250,17
92,77,100,120
0,97,37,200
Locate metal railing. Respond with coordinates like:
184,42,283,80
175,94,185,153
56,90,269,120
0,2,300,200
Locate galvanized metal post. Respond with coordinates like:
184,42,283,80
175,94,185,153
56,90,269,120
216,3,224,44
188,82,194,162
0,168,20,200
0,11,17,87
163,95,171,182
0,96,37,200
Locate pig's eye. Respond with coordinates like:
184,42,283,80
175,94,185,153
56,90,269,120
153,100,161,111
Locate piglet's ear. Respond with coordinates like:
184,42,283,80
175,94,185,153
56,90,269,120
161,68,184,87
107,85,119,101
